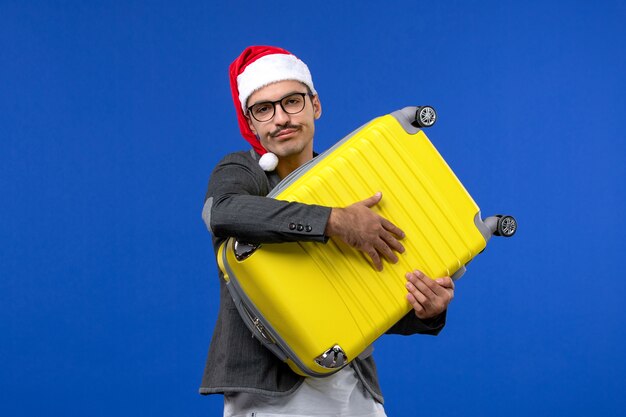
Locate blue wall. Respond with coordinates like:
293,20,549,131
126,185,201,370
2,1,625,415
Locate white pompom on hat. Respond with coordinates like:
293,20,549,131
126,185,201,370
258,152,279,172
229,46,316,171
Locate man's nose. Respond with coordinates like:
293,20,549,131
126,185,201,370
273,104,291,124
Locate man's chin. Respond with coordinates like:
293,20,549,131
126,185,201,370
271,144,308,159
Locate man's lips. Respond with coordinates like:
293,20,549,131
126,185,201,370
272,127,299,139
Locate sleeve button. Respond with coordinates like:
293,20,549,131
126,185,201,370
296,224,304,231
289,223,296,230
305,225,312,232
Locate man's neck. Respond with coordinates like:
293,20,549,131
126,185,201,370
276,151,314,179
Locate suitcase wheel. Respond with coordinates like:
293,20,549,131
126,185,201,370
413,106,437,128
495,215,517,237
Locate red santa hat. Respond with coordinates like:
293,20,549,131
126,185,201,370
229,45,317,171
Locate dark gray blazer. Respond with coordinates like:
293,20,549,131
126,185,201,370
200,150,446,403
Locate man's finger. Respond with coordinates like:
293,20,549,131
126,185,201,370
406,280,429,305
381,217,405,239
406,292,425,315
361,192,382,208
407,270,443,298
374,239,399,264
436,276,454,289
416,272,449,297
366,248,383,271
411,277,436,299
380,230,405,254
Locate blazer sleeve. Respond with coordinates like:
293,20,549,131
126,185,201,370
204,151,332,244
386,310,447,336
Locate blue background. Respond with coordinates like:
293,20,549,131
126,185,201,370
2,1,625,416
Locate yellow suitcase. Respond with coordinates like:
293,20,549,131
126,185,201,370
217,106,517,377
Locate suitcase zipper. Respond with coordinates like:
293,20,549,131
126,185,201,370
241,303,275,343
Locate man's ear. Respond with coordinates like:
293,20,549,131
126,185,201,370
312,95,322,120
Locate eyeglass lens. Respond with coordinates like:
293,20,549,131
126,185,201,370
249,93,307,122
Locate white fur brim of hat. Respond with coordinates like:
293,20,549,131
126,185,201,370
237,53,317,112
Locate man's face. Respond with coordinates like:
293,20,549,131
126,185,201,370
246,80,322,160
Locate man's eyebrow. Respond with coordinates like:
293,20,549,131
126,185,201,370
248,91,306,107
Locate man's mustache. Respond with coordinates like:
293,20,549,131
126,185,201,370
270,124,300,137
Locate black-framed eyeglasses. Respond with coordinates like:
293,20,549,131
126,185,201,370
247,92,313,122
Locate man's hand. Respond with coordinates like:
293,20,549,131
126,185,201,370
405,270,454,319
325,192,405,271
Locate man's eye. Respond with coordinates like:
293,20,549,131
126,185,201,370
285,97,302,105
254,105,270,114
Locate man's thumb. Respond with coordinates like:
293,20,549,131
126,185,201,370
362,192,382,208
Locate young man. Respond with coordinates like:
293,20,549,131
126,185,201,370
201,45,454,416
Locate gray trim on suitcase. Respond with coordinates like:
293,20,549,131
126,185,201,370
450,265,467,281
474,212,493,244
476,214,510,243
390,106,424,135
